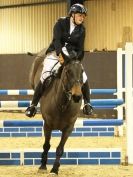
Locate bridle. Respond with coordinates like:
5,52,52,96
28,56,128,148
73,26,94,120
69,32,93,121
58,60,83,111
62,61,82,93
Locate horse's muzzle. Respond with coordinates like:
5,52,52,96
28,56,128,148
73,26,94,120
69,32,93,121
72,94,82,103
71,84,82,103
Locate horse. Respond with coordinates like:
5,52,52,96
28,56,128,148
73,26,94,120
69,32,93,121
29,49,83,175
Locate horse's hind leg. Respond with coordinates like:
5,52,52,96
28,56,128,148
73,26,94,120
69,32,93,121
39,123,51,171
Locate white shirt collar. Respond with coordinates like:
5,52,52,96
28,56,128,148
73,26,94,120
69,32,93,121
70,18,76,34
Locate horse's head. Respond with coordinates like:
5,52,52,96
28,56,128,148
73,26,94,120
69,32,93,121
61,60,83,103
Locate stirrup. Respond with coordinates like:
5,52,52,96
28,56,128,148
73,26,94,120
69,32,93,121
25,105,37,117
83,103,93,115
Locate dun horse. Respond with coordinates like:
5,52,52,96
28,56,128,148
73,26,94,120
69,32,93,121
29,49,83,175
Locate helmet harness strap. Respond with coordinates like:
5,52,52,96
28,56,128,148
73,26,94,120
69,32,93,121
72,13,77,25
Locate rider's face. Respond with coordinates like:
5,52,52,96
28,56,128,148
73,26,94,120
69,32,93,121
72,13,86,25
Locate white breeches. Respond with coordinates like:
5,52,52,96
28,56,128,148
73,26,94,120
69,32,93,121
40,51,87,84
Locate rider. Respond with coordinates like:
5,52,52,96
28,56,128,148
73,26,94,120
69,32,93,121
25,3,93,117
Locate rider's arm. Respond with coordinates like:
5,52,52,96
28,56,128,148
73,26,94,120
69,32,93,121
76,27,85,61
53,19,63,56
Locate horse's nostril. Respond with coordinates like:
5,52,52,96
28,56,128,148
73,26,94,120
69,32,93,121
72,94,82,103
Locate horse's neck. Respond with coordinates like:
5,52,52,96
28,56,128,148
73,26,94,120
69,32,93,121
56,79,65,101
55,79,70,108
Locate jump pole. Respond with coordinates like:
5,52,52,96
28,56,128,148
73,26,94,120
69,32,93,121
125,42,133,164
117,47,124,136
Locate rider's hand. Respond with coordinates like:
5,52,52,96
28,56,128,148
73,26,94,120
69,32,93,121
58,53,64,64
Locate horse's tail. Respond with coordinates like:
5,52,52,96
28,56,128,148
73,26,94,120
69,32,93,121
29,48,47,89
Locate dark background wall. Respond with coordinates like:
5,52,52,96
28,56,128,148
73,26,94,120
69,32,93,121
0,54,34,89
0,51,117,118
0,51,117,89
83,51,117,89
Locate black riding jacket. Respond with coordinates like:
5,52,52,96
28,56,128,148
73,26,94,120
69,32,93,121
46,17,85,61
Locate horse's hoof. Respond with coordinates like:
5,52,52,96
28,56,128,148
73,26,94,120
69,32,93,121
47,172,58,176
38,169,47,174
38,166,47,173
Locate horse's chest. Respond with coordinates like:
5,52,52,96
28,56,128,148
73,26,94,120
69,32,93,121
45,115,76,130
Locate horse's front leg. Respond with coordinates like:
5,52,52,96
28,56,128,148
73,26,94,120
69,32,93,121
50,127,73,175
39,123,51,172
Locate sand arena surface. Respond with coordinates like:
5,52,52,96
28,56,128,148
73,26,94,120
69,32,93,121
0,112,133,177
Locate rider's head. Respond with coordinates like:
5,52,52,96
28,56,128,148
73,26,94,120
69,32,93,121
69,3,87,25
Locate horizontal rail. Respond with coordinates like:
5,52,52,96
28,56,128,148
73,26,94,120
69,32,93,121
1,119,123,127
0,99,124,108
0,89,117,95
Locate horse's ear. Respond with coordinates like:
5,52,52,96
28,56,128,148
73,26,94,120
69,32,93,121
61,47,78,62
61,51,70,63
64,60,69,65
69,50,77,60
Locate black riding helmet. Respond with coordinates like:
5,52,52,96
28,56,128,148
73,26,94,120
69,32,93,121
69,3,87,16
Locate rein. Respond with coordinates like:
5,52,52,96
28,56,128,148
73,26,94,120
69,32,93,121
57,68,72,112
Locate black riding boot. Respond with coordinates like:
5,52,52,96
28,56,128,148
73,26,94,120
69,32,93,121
25,81,44,117
82,80,93,115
